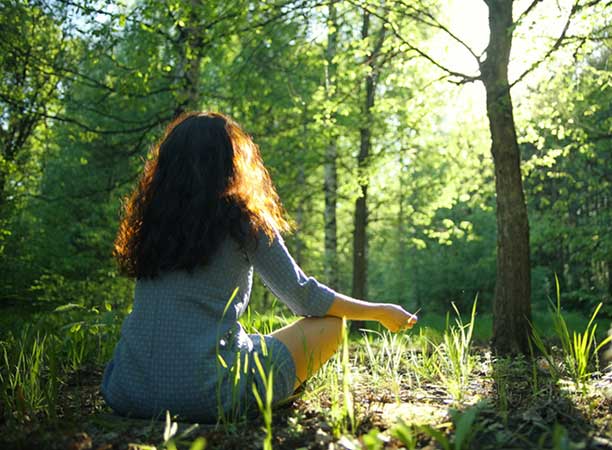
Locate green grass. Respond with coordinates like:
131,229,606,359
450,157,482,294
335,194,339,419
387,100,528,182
414,309,609,343
0,327,57,422
0,294,610,449
434,299,477,402
530,277,612,390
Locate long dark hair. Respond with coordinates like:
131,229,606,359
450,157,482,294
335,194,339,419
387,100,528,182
114,112,291,278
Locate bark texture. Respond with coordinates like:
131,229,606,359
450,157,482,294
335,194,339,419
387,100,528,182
482,0,532,354
351,11,376,306
175,0,204,114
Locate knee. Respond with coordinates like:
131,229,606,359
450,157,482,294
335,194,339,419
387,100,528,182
325,316,343,332
319,316,344,341
327,317,344,343
299,316,343,339
305,315,342,330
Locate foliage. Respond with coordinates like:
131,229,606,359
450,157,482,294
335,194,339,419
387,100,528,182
530,276,612,388
521,34,612,314
0,0,609,322
0,1,610,446
0,328,58,423
435,298,477,401
1,297,610,449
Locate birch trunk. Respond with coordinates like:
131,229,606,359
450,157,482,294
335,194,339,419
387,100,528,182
324,1,339,287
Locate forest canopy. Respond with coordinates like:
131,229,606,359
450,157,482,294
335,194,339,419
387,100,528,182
0,0,610,326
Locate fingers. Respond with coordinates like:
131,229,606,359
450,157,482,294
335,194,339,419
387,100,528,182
379,304,419,333
399,312,418,332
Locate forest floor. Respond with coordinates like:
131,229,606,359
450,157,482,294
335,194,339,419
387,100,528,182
1,340,611,450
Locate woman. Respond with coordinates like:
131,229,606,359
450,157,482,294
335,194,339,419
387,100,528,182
101,112,417,423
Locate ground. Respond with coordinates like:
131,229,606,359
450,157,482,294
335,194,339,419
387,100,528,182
1,342,611,450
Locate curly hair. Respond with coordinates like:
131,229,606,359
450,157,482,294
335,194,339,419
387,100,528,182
114,112,291,278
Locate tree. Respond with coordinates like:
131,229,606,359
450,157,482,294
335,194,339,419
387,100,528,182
0,1,68,219
356,0,607,353
481,0,531,354
324,1,340,287
352,8,386,310
523,38,612,313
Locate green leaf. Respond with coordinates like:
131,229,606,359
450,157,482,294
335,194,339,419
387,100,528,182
54,303,85,312
453,406,479,450
419,425,450,450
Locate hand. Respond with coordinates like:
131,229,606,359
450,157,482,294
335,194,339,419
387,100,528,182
376,303,418,333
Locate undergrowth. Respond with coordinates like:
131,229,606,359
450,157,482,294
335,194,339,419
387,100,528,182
0,295,610,450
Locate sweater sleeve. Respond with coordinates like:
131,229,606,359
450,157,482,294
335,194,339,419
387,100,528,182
246,229,336,317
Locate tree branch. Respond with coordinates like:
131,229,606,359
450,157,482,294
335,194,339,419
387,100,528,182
515,0,544,26
510,0,608,88
395,0,482,64
347,0,480,84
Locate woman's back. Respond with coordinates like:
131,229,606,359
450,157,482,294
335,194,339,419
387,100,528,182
102,231,335,422
102,236,252,421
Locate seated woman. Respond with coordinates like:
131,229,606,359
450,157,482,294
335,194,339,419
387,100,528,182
101,112,417,423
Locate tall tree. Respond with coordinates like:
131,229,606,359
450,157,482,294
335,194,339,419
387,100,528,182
324,1,339,287
0,2,67,217
481,0,531,354
358,0,605,353
352,8,385,313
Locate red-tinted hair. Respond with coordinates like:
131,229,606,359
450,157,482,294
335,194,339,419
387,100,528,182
114,112,291,278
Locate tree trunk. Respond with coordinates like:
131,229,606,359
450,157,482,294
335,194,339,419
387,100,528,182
295,106,308,266
352,11,376,328
324,1,339,287
482,0,531,354
397,160,408,305
175,0,204,114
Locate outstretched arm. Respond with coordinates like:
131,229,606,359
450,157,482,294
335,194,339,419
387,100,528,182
326,292,418,332
247,228,417,331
